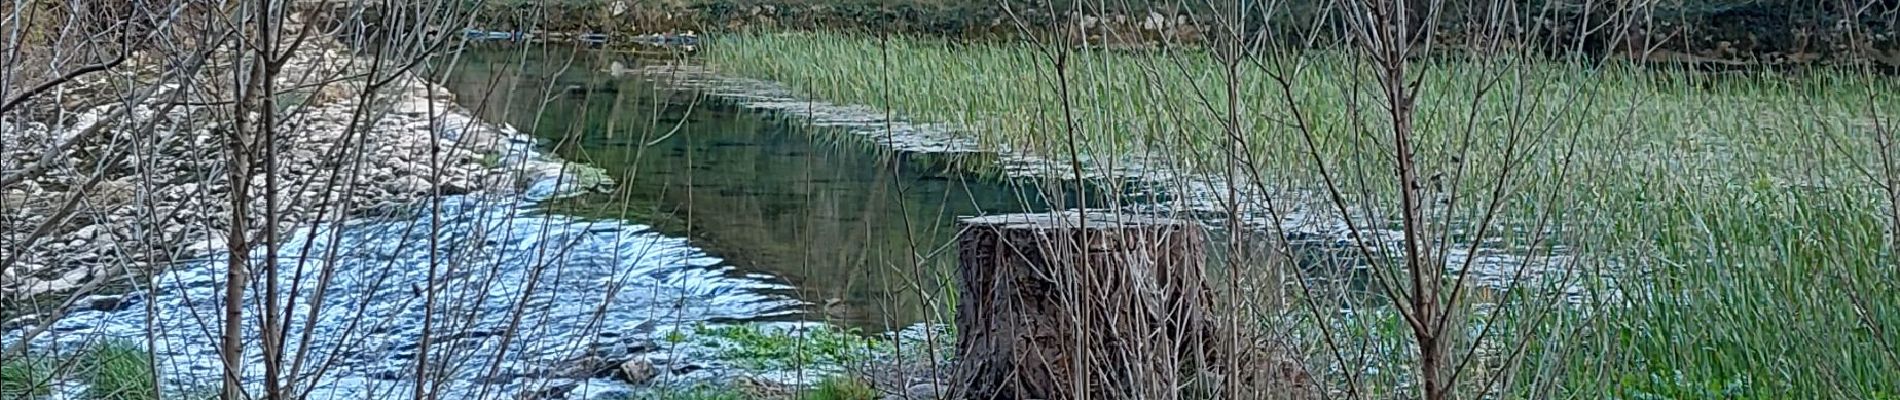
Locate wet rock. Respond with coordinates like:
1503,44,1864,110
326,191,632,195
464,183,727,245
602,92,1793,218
367,370,406,380
668,363,703,375
590,337,655,358
82,293,140,312
625,339,657,354
550,355,614,379
614,358,656,385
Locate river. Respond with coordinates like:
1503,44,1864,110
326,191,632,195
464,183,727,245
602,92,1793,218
0,43,1105,400
435,44,1113,331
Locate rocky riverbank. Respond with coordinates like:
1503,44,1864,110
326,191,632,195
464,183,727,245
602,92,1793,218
0,34,608,313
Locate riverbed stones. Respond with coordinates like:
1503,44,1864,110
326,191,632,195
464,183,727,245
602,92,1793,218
0,29,606,304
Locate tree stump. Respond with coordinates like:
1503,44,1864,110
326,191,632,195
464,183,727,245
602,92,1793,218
952,211,1225,400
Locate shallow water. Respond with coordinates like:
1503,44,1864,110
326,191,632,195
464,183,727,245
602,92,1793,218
436,45,1110,331
0,44,1099,399
4,191,802,398
0,41,1590,399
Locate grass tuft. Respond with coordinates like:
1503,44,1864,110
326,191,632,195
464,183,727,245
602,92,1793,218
80,340,156,400
0,356,53,399
691,323,891,371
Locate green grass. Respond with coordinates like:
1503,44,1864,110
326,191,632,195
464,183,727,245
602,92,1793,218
2,343,213,400
1,356,52,399
689,323,894,371
644,376,876,400
79,341,156,400
703,31,1900,397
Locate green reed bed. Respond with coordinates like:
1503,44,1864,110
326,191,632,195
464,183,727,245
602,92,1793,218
704,32,1892,191
703,31,1900,396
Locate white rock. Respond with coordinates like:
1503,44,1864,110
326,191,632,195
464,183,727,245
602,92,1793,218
73,225,102,240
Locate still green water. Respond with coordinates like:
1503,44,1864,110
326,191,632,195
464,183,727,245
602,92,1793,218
435,45,1107,331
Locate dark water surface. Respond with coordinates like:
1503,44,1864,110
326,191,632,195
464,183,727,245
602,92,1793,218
436,45,1105,331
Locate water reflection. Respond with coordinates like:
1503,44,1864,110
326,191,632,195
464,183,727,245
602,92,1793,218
437,45,1106,331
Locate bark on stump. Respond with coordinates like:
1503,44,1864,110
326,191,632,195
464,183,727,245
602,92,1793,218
952,211,1225,400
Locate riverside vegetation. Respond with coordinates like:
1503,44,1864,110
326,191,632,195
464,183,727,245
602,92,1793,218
6,0,1898,399
690,30,1900,397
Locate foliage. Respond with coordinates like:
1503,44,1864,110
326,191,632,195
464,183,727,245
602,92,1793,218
705,31,1900,397
80,341,156,400
0,356,52,399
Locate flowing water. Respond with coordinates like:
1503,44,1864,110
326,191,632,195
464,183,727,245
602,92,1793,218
438,45,1109,331
1,41,1577,399
1,44,1110,399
